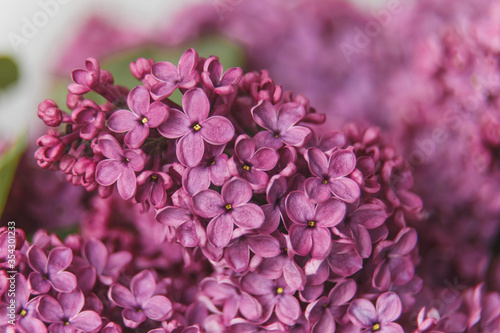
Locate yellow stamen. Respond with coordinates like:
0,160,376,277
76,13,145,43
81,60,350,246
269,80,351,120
193,123,202,131
126,158,130,162
225,204,232,211
243,165,251,171
141,117,148,124
20,309,27,317
274,134,279,138
322,179,328,184
276,287,284,294
211,160,216,165
308,221,315,227
372,323,381,331
64,322,70,326
151,175,158,180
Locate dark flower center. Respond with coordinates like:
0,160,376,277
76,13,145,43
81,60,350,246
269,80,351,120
243,164,251,171
225,204,232,211
308,221,316,227
151,175,158,180
192,123,202,131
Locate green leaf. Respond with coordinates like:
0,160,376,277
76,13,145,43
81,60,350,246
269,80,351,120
0,55,20,90
0,136,27,217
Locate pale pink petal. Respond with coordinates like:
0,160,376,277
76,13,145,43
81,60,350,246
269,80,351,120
50,271,77,292
305,148,328,178
95,160,122,186
182,166,210,195
116,167,137,200
109,284,137,308
304,177,332,203
127,86,150,116
276,294,300,325
310,228,332,259
143,295,172,320
222,178,253,206
281,126,311,146
246,235,281,258
157,207,192,227
157,109,190,138
276,103,305,132
251,147,279,171
231,203,264,229
192,190,225,218
70,311,102,331
183,88,209,123
39,296,64,322
131,270,156,306
329,178,360,203
289,225,313,256
224,239,250,272
200,116,235,145
349,298,377,327
251,100,277,131
376,292,402,323
144,102,168,128
286,191,315,224
58,289,84,318
28,246,48,274
315,198,346,227
108,110,139,132
328,149,357,178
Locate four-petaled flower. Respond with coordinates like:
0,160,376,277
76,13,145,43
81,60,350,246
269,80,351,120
286,191,346,259
38,289,102,332
251,100,311,149
108,86,168,148
27,246,77,294
348,292,404,333
192,178,265,248
158,88,235,167
108,270,173,328
95,134,146,200
304,147,360,203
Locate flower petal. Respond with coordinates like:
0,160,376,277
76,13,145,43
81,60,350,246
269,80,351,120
251,100,277,131
50,271,77,292
328,149,356,178
239,292,263,321
289,225,313,256
183,88,209,123
251,147,279,171
182,166,210,195
246,235,281,258
28,246,48,274
95,160,122,186
286,191,315,224
39,296,64,322
281,126,311,146
329,177,360,203
109,284,137,308
157,207,192,227
83,239,108,275
276,103,305,132
98,135,123,160
47,247,73,274
376,292,402,324
222,178,253,206
124,125,149,148
70,311,102,331
315,198,346,227
207,214,234,248
157,109,190,139
116,166,137,200
304,177,332,203
200,116,235,145
328,279,357,306
107,109,139,132
192,190,225,218
144,101,168,128
276,294,300,325
131,270,156,306
231,203,265,229
127,86,150,116
224,239,250,272
305,148,328,178
143,295,172,320
310,228,332,259
58,289,84,318
348,298,377,327
177,131,204,167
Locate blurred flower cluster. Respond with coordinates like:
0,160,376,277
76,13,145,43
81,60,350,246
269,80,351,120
1,0,500,332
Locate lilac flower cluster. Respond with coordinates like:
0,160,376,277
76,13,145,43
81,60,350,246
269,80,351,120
25,49,434,332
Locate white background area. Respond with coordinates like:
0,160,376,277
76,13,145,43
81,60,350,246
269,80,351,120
0,0,381,140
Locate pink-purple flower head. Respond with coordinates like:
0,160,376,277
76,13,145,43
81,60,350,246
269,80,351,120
285,191,346,259
71,99,106,140
108,86,168,148
251,100,311,149
348,292,403,333
158,88,235,167
192,178,264,248
95,134,146,200
151,48,200,99
304,147,361,203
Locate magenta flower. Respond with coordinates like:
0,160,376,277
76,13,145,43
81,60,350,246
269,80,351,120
285,191,346,259
38,99,64,127
157,189,206,247
108,86,168,148
0,275,47,333
228,134,279,190
241,273,301,326
192,178,265,248
108,270,173,328
95,134,146,200
71,99,106,140
251,100,311,149
201,56,243,95
82,238,132,285
200,277,263,325
348,292,403,333
182,144,229,195
327,239,363,277
304,147,360,203
260,175,288,234
158,88,235,167
38,289,102,332
136,170,173,208
151,48,199,99
306,279,357,333
27,245,77,294
372,227,417,290
224,230,281,272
